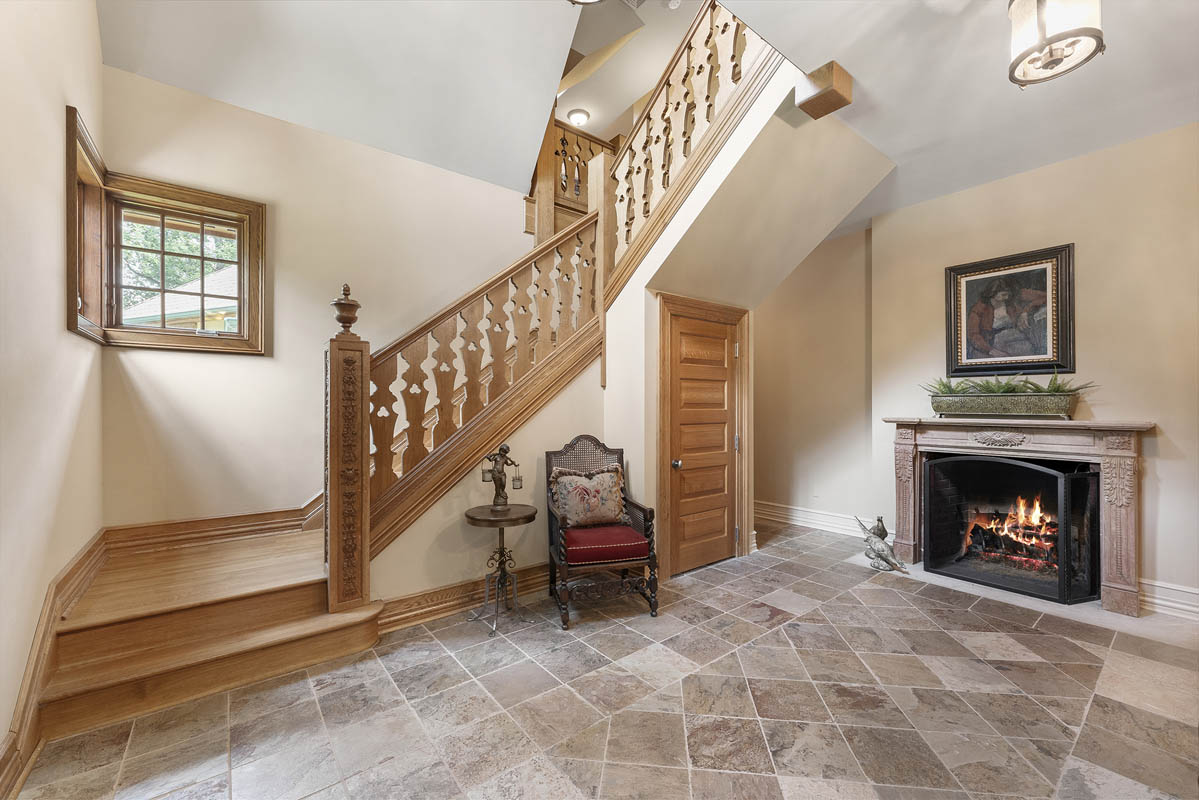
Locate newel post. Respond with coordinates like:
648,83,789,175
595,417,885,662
325,285,371,612
588,151,615,388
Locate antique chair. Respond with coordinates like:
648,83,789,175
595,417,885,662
545,434,658,630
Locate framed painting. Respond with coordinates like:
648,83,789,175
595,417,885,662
945,243,1074,377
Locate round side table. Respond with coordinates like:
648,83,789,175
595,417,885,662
464,503,538,636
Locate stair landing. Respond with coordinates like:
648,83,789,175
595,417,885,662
63,529,326,631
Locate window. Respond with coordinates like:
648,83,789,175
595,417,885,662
67,107,265,354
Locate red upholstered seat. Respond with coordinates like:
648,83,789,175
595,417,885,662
563,525,649,564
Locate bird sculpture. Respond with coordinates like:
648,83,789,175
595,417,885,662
855,516,909,574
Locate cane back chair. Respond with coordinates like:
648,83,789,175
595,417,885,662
545,434,659,629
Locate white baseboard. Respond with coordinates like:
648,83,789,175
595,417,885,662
754,501,868,539
1140,578,1199,621
756,500,1199,622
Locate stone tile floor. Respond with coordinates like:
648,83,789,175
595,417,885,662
18,523,1199,799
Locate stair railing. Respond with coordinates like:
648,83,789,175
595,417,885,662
366,207,604,555
605,0,786,307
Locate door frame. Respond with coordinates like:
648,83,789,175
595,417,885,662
656,292,752,578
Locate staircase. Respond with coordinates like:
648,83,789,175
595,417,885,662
25,0,793,749
38,528,381,739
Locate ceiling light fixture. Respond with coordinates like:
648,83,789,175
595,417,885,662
1008,0,1104,86
567,108,590,126
567,0,604,6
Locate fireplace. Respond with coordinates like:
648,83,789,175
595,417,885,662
924,454,1100,604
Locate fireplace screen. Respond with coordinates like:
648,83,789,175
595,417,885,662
924,455,1099,604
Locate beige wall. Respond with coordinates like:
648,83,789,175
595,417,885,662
757,124,1199,606
99,67,533,524
371,362,603,599
754,230,871,518
0,0,105,741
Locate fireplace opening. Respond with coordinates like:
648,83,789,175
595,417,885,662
924,454,1099,604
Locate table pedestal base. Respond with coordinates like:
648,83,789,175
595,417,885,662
466,527,535,636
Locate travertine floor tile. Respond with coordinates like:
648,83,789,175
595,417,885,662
761,719,865,781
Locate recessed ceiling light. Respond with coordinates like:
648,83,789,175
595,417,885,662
567,108,591,126
1008,0,1105,86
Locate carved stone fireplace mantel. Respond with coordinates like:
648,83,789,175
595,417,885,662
883,417,1155,616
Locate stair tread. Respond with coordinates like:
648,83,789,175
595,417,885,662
45,601,382,701
63,529,326,631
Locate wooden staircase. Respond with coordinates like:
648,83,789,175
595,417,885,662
38,529,380,739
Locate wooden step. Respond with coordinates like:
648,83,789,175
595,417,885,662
62,529,325,631
41,601,382,739
55,578,327,669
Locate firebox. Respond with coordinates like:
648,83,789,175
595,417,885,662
923,455,1100,604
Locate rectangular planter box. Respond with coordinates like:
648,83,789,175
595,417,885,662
929,393,1078,419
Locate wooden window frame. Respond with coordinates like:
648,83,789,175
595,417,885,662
66,107,266,355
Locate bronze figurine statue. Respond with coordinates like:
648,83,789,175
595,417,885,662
855,516,909,574
481,444,520,510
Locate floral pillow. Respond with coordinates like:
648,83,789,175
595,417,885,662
550,464,629,528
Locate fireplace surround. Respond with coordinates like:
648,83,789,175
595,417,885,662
884,417,1153,616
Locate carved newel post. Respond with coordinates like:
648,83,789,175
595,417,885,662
326,285,371,612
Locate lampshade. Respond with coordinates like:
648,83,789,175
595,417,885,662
1008,0,1104,86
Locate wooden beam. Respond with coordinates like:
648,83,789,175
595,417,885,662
797,60,853,120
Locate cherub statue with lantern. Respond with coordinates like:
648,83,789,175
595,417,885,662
481,443,522,510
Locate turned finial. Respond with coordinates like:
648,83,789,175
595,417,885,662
331,284,361,334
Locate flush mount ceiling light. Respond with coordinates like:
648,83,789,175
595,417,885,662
567,108,590,126
567,0,604,5
1009,0,1105,86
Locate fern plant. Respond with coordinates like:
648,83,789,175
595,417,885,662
919,377,970,395
921,372,1096,395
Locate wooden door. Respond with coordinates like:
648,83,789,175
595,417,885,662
663,298,742,574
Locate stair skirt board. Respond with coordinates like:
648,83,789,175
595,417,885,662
1,528,107,800
39,604,380,741
379,563,551,633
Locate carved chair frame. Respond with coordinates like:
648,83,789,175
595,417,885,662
545,434,659,629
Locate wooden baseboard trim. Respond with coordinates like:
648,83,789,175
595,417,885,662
379,563,551,633
4,528,107,800
105,503,315,552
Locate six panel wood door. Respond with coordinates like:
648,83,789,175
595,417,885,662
668,313,737,574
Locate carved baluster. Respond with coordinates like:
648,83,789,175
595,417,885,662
703,7,725,123
368,355,399,497
556,236,579,341
325,285,370,611
576,222,597,328
399,335,430,474
429,316,458,446
640,108,654,217
623,148,636,245
731,18,747,84
484,281,512,401
533,252,559,360
460,296,486,424
681,41,697,158
510,266,536,380
659,80,674,190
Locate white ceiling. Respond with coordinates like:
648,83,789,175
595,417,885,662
95,0,580,193
725,0,1199,235
558,0,703,138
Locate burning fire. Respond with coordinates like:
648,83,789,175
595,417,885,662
958,494,1058,570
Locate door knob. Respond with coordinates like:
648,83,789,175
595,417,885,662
671,459,682,469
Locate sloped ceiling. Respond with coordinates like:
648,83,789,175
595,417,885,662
96,0,580,192
725,0,1199,235
650,104,894,309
